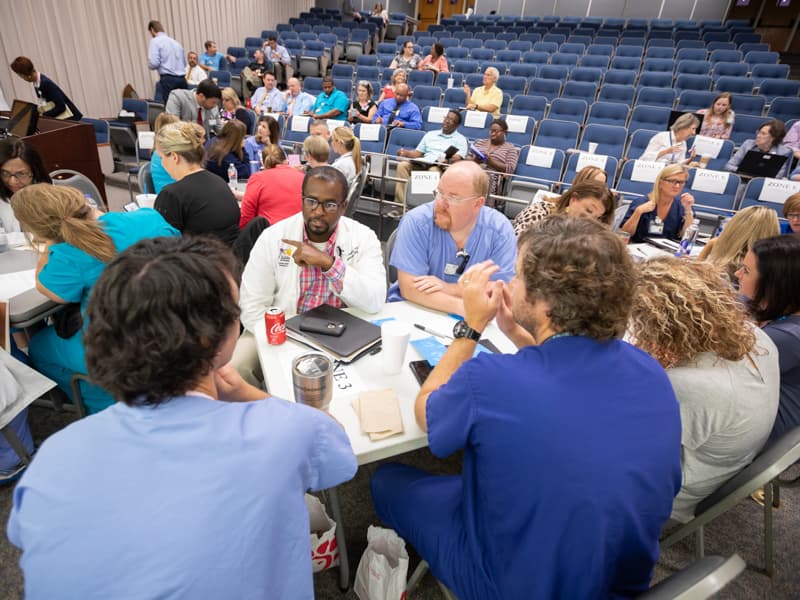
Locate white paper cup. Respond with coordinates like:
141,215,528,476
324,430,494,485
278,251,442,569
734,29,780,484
136,193,157,209
381,321,411,375
587,142,598,154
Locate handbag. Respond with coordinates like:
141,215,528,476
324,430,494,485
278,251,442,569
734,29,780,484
53,303,83,339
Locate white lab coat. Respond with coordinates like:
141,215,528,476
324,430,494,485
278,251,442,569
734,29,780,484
239,212,386,331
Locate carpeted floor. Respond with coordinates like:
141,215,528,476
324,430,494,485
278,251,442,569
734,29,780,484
2,405,800,599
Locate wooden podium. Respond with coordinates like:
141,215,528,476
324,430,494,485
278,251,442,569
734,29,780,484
21,117,106,205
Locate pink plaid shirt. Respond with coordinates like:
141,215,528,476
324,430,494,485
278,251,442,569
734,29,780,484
296,226,346,313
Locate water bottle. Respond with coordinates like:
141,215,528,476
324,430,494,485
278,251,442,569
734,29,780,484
675,218,700,257
447,75,454,89
0,227,8,253
84,194,98,209
227,163,238,191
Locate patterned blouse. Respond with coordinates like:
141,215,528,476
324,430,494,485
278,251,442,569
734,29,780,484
699,110,735,140
512,199,556,237
394,53,421,72
469,139,520,201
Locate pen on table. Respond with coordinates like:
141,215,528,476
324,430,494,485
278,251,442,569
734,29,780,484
414,323,453,340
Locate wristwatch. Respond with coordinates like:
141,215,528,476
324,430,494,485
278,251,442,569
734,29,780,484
453,320,481,342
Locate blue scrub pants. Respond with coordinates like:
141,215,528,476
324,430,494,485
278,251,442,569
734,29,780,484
29,326,114,414
370,463,498,600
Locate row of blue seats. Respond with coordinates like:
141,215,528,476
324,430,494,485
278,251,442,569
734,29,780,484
439,15,750,30
388,37,767,54
411,30,759,45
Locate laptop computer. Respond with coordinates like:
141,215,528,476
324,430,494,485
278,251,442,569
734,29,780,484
735,150,788,179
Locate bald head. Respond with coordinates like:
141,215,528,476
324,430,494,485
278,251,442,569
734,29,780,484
443,160,489,198
394,83,410,104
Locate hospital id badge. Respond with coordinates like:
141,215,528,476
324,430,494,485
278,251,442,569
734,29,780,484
648,217,664,235
444,263,459,276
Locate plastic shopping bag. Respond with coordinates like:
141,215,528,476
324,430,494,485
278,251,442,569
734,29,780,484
354,525,409,600
306,494,339,573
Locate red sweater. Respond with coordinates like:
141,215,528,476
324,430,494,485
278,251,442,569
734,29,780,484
239,164,304,228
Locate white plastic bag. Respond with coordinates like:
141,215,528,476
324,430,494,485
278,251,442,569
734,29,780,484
305,494,339,573
354,525,409,600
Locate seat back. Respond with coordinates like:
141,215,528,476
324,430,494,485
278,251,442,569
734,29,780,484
534,119,580,152
686,169,740,210
50,169,105,210
636,554,746,600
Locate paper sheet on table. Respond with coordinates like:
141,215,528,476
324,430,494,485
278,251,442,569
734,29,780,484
692,135,724,159
7,232,28,248
691,169,729,194
525,146,556,168
352,388,404,441
575,151,608,172
630,160,662,183
0,269,35,301
758,178,800,204
464,110,485,128
359,123,381,141
291,115,310,132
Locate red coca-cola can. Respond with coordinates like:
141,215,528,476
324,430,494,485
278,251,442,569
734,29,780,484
265,307,286,345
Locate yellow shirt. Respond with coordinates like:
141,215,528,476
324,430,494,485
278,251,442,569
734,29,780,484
470,85,503,118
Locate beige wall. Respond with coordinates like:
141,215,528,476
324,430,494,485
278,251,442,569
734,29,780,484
0,0,312,119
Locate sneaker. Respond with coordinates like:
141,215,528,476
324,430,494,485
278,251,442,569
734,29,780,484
0,462,27,486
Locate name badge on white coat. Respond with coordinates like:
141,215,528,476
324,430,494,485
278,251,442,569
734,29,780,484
278,243,294,267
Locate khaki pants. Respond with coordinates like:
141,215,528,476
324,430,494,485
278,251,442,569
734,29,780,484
395,161,442,206
231,330,265,389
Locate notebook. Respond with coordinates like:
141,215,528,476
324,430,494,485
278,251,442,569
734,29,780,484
285,304,382,363
735,150,788,179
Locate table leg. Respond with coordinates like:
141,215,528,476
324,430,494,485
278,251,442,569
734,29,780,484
325,486,350,591
1,424,32,465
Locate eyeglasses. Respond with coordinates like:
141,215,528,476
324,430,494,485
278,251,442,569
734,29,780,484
433,189,479,205
1,169,32,182
663,178,688,187
786,212,800,220
303,196,342,213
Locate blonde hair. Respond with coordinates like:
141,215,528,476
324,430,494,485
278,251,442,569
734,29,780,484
671,112,700,133
261,143,286,169
652,164,689,204
11,184,116,262
303,135,330,163
630,257,756,368
332,127,362,172
153,112,179,133
707,92,733,122
221,87,241,108
573,165,607,185
705,206,779,279
156,122,206,164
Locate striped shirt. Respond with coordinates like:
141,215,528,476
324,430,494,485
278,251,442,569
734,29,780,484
297,226,346,313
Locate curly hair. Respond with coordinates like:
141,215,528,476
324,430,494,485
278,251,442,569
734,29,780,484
11,184,116,261
629,257,755,368
517,215,635,340
85,236,241,406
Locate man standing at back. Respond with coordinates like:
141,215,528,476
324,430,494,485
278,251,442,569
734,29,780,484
372,216,682,599
233,166,386,384
147,20,187,104
165,79,222,138
389,160,516,316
